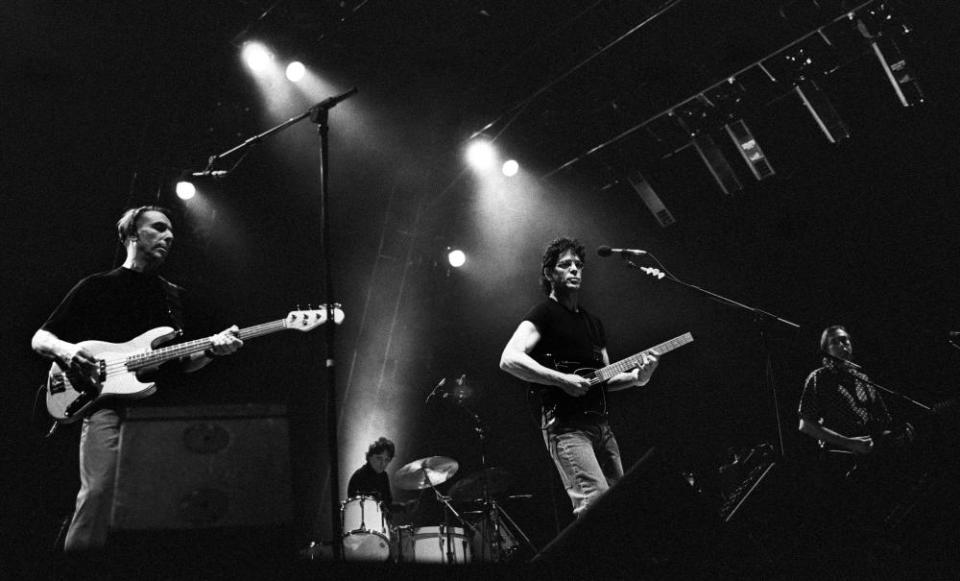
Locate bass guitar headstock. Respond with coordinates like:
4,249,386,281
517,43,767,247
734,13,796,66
285,304,345,331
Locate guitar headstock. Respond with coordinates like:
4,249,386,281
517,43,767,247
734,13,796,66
285,304,345,331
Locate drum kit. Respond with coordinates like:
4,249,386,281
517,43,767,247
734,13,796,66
340,455,533,564
339,375,536,564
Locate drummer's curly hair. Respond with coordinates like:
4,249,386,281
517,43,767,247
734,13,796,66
366,437,395,460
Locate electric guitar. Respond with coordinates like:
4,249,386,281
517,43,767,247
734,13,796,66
45,306,344,423
534,332,694,429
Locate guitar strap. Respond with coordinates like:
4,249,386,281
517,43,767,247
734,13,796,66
158,276,185,333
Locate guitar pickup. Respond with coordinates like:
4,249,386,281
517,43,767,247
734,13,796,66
49,373,66,394
97,359,107,382
64,392,93,418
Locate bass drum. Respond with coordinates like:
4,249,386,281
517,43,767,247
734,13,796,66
399,525,471,564
340,496,391,561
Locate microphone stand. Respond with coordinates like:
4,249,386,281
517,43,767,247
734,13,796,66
199,88,358,559
457,398,537,559
822,353,932,412
624,259,800,457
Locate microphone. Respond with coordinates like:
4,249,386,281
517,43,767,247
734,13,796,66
312,87,359,112
597,245,647,257
425,377,447,403
190,170,229,179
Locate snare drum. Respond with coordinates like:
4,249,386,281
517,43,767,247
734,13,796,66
402,525,471,564
340,496,390,561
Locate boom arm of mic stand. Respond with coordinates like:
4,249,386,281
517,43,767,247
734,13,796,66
624,258,799,457
624,259,800,330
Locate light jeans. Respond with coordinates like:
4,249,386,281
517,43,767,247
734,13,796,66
543,419,624,515
64,408,122,551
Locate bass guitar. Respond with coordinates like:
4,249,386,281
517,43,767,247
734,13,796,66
45,306,344,423
534,332,694,429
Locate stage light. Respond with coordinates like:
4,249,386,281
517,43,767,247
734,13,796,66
502,159,519,177
447,248,466,268
175,180,196,200
286,61,305,82
466,139,496,170
242,42,273,73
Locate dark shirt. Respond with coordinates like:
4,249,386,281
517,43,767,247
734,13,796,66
42,267,182,343
525,299,605,369
347,463,393,506
524,299,607,426
799,359,893,438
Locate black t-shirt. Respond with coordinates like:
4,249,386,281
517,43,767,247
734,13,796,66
346,463,393,506
524,299,606,369
42,267,182,343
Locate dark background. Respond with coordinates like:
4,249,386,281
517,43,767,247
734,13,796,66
2,0,958,573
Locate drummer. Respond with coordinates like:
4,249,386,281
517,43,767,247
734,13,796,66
347,437,396,510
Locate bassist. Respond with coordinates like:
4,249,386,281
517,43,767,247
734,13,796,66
30,206,243,552
500,237,659,516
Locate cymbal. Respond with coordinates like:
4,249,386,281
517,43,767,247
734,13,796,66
394,456,459,490
448,467,513,501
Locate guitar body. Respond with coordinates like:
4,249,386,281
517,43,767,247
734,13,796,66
536,362,607,429
46,326,180,423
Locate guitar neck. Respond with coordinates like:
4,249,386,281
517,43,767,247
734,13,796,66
593,332,694,382
127,319,288,370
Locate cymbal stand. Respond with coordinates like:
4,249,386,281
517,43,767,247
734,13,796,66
420,466,476,564
459,401,538,559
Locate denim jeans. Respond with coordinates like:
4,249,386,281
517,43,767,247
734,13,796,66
543,419,624,515
64,408,122,551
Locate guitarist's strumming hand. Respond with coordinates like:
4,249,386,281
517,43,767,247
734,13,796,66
846,435,874,456
63,345,101,391
556,373,593,398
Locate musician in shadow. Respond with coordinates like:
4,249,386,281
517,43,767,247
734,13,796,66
31,206,243,553
500,237,659,516
798,325,895,457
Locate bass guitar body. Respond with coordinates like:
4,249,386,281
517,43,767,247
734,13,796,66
46,327,180,423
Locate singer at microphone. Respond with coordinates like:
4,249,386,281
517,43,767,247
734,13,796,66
597,245,647,257
799,325,893,458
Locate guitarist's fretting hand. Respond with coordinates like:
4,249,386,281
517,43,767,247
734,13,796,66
206,325,244,357
636,351,660,385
